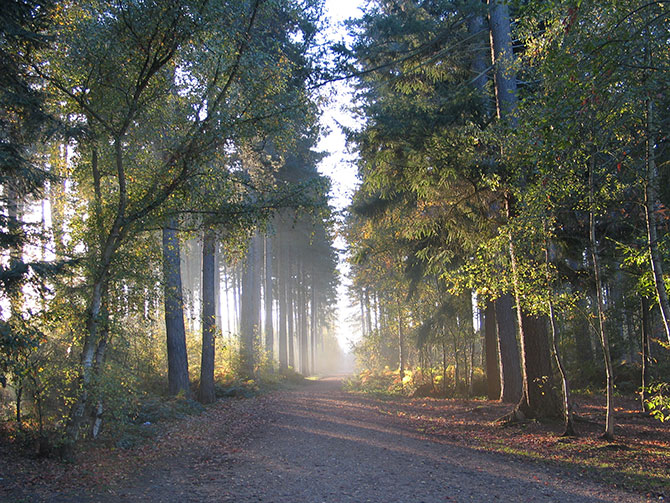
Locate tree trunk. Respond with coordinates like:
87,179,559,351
278,229,288,370
488,0,518,123
489,0,558,418
215,243,222,333
198,229,216,404
240,234,260,378
162,219,191,397
287,257,295,369
484,300,501,400
397,301,405,384
517,313,561,419
495,294,522,403
589,156,615,439
299,265,309,375
360,292,367,338
310,272,317,375
365,289,373,336
264,235,274,359
545,234,576,435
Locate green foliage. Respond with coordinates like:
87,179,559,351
644,382,670,423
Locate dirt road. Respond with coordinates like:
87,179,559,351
18,377,655,502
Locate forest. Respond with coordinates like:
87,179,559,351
344,0,670,433
1,0,341,457
1,0,669,500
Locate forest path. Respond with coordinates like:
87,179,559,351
71,377,649,502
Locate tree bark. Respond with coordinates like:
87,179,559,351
310,272,317,375
495,294,522,403
299,264,309,375
484,300,501,400
589,155,615,439
162,219,191,397
198,229,216,404
278,229,288,370
240,234,260,378
488,0,518,123
397,298,405,383
264,235,274,359
287,256,295,370
545,233,576,435
518,313,561,419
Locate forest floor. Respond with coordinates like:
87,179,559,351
1,377,668,502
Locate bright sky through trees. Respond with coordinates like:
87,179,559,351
317,0,364,352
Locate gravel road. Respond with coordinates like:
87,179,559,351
80,376,652,503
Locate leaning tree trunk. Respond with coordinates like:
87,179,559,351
162,219,191,397
64,224,121,454
198,229,216,404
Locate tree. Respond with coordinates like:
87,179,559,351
162,218,191,397
35,0,324,449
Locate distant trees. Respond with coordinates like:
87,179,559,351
344,0,670,436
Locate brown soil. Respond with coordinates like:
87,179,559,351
1,377,665,502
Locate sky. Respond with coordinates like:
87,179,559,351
315,0,365,352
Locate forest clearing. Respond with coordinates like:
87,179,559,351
2,0,670,501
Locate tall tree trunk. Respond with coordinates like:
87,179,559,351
589,156,615,439
198,229,216,404
299,264,309,375
495,295,522,402
365,288,373,336
488,0,518,124
397,298,405,383
287,257,295,369
518,313,561,418
162,219,191,397
360,292,367,338
310,273,317,375
215,243,222,333
264,235,274,359
489,0,558,418
278,229,288,370
484,300,501,399
240,234,260,378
